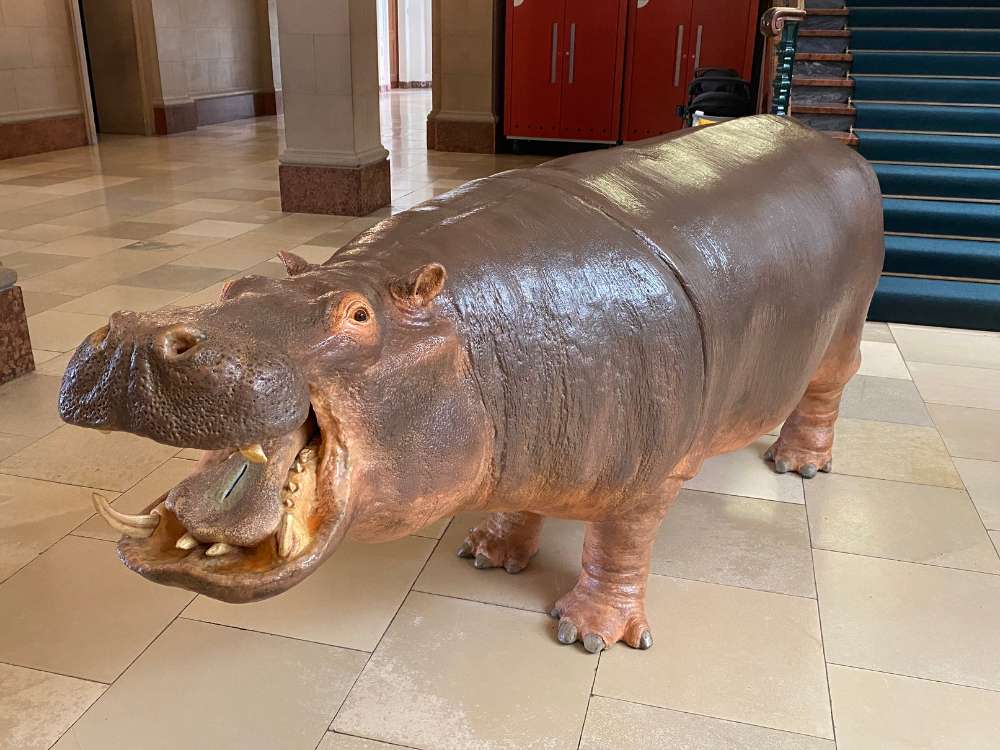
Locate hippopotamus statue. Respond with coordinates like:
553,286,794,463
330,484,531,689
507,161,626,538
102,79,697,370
59,115,883,653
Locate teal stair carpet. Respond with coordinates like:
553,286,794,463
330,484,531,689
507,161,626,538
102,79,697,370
847,0,1000,331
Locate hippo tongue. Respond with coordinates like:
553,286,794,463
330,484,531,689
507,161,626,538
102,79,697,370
166,422,312,549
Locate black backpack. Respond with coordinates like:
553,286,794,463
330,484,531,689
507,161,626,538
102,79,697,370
682,68,754,122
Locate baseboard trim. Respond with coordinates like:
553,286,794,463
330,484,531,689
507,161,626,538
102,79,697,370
154,91,280,135
0,113,89,160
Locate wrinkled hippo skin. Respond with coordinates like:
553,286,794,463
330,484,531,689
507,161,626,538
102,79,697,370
59,115,883,652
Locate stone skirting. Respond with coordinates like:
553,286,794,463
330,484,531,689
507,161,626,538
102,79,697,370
155,91,281,135
0,113,89,160
427,114,496,154
153,101,198,135
395,81,432,89
279,158,391,216
0,284,34,386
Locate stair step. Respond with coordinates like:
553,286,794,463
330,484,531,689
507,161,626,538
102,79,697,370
795,104,857,115
849,7,1000,30
829,131,860,146
868,275,1000,332
855,102,1000,135
858,130,1000,167
883,235,1000,281
805,8,848,29
794,77,853,87
850,28,1000,53
883,197,1000,240
875,163,1000,201
853,50,1000,76
853,76,1000,106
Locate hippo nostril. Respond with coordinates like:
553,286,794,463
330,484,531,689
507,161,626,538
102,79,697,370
159,326,206,361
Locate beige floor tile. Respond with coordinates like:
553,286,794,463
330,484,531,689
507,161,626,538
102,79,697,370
333,592,595,750
891,323,1000,370
927,403,1000,461
0,425,178,492
20,290,76,315
317,734,400,750
175,235,285,270
0,237,41,256
52,618,366,750
839,374,932,426
909,361,1000,411
30,235,134,258
27,309,106,352
30,348,59,364
861,321,893,343
183,536,434,651
0,536,192,682
0,662,105,750
954,458,1000,530
290,242,341,264
412,515,451,539
176,447,204,461
814,549,1000,691
858,341,910,380
120,263,233,291
1,250,81,279
594,576,832,739
73,458,193,541
171,198,247,214
0,432,33,461
169,280,228,306
579,696,834,750
654,489,815,597
3,223,88,242
87,221,179,241
35,350,73,376
18,246,190,296
685,437,805,504
53,285,183,316
829,665,1000,750
806,474,999,573
173,219,261,238
992,531,1000,555
832,417,962,488
0,373,64,437
0,473,114,582
415,512,584,613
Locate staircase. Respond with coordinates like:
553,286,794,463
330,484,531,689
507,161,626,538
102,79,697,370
793,0,1000,331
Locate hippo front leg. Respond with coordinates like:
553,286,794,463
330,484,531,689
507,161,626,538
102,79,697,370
458,511,544,574
551,481,680,653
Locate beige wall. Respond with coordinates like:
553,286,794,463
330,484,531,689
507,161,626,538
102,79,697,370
0,0,85,122
432,0,496,118
80,0,148,134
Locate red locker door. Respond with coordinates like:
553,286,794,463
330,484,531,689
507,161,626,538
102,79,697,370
686,0,757,81
504,0,566,139
558,1,628,142
622,0,695,141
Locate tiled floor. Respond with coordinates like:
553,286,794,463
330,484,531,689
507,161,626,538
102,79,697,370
2,91,1000,749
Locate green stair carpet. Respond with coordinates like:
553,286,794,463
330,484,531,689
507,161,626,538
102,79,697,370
847,1,1000,330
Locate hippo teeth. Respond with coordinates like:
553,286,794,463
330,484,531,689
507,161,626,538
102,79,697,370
240,443,268,464
175,533,199,550
277,513,304,559
205,542,234,557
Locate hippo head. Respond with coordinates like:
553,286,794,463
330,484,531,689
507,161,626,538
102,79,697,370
59,251,490,602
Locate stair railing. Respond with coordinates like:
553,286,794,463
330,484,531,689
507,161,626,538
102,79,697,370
758,0,807,117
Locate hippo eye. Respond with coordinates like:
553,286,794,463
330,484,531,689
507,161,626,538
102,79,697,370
352,307,370,323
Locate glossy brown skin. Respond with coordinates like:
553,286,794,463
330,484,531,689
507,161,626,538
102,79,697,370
59,115,883,651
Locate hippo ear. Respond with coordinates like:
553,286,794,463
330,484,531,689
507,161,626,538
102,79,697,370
277,250,313,277
390,263,447,307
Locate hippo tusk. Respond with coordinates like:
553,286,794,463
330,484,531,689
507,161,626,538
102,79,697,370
91,493,160,538
277,512,304,559
240,443,267,464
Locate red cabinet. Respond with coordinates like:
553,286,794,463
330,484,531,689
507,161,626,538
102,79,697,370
505,0,628,143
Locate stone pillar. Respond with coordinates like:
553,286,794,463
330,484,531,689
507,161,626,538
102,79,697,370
0,264,35,386
427,0,500,153
276,0,390,216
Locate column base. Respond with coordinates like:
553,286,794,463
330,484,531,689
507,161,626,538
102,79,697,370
427,114,497,154
279,159,391,216
0,285,35,386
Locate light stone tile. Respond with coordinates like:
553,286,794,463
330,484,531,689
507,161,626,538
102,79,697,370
0,536,193,682
0,432,33,461
183,536,435,651
992,531,1000,555
909,361,1000,411
53,285,183,316
1,249,81,279
3,223,88,242
27,309,106,351
805,474,999,573
861,321,893,343
52,619,367,750
19,289,74,315
317,734,400,750
120,262,233,291
172,219,262,238
0,373,63,437
30,348,59,364
685,437,804,504
173,235,284,270
18,246,190,296
858,341,910,380
579,696,834,750
333,592,595,750
829,665,1000,750
594,576,833,739
412,515,451,539
954,458,1000,530
73,458,193,541
0,425,178,492
171,198,247,214
654,489,815,597
891,323,1000,370
0,662,105,750
832,418,962,488
814,549,1000,691
0,473,115,582
35,349,73,376
839,374,932,427
30,235,134,258
927,403,1000,461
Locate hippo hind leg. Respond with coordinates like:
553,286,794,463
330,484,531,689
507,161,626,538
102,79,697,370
457,511,544,574
765,328,862,479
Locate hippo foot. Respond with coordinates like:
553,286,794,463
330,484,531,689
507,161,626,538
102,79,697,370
549,585,652,654
457,523,540,574
763,437,833,479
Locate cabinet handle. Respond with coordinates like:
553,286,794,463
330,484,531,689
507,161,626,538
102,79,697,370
637,0,649,9
550,22,558,83
673,25,685,87
568,23,576,83
694,25,703,70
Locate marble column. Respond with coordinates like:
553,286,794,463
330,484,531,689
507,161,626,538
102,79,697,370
276,0,390,216
0,264,35,386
